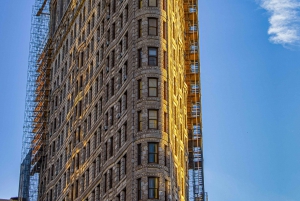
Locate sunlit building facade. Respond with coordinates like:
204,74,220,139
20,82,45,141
19,0,205,201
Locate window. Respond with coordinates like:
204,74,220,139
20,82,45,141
163,21,167,39
165,179,168,201
193,125,201,137
138,178,142,200
138,19,142,38
112,23,116,39
138,79,142,99
148,142,158,163
164,112,167,132
119,14,123,29
138,49,142,68
190,42,198,53
164,145,167,166
109,168,113,188
137,144,142,165
148,78,158,97
192,102,201,117
148,47,158,66
111,77,115,95
163,81,167,100
149,0,157,7
148,110,158,129
104,173,107,192
139,0,142,9
125,32,128,50
191,83,200,93
189,24,198,32
163,51,167,69
110,136,113,157
189,5,197,13
148,177,159,199
190,61,199,73
148,18,158,36
138,111,142,131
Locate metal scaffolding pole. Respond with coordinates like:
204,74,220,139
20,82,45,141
18,1,50,201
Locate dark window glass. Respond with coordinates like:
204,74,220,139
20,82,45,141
148,18,158,36
137,144,142,165
148,47,158,65
148,177,159,198
138,49,142,68
148,142,158,163
138,178,142,200
138,111,142,131
138,19,142,38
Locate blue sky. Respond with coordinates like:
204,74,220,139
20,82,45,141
0,0,300,200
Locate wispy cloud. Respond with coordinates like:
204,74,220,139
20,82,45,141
259,0,300,46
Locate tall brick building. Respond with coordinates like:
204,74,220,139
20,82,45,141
19,0,205,201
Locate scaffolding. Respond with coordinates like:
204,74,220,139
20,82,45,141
18,0,51,201
183,0,207,200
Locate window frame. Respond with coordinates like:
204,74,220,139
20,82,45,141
137,144,142,165
148,142,158,164
138,19,142,38
163,21,167,39
138,110,142,131
138,48,142,68
138,79,142,99
148,177,159,199
148,47,158,66
148,109,158,129
148,78,158,97
138,178,142,200
148,18,158,36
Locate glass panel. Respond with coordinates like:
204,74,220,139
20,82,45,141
189,25,197,31
149,0,157,6
148,57,157,65
149,88,157,96
189,6,197,13
149,28,157,35
149,110,157,119
149,153,154,162
191,62,199,73
149,143,157,153
192,103,201,117
149,189,155,198
193,125,201,134
149,19,157,26
191,84,200,93
149,49,157,56
149,79,157,87
149,120,157,128
190,44,198,52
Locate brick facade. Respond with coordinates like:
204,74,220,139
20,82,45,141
39,0,189,200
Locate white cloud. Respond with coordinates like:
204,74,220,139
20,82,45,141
260,0,300,46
